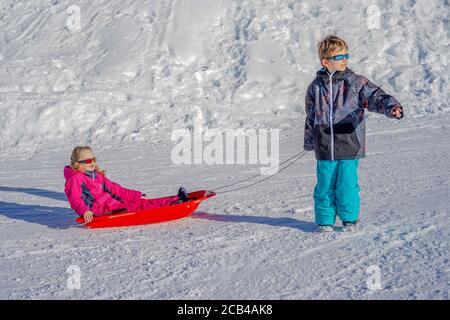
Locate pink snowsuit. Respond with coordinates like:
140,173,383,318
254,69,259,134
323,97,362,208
63,166,179,217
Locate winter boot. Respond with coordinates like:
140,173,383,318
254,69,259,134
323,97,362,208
177,187,189,203
342,220,359,232
317,225,334,233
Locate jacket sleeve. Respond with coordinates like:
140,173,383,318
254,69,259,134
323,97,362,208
360,77,404,118
102,175,142,203
65,177,91,217
303,84,315,151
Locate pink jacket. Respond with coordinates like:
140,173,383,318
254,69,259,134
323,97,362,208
64,166,142,216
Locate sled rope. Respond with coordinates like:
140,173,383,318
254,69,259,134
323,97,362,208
211,150,308,191
209,150,310,195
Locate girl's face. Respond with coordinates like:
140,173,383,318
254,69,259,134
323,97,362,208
78,149,96,172
321,48,348,73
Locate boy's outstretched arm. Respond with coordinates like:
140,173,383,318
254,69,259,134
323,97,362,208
360,78,404,119
303,84,315,151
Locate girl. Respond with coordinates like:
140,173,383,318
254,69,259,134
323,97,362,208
64,146,189,223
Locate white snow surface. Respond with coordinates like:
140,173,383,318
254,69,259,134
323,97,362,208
1,0,449,157
1,114,449,299
0,0,449,299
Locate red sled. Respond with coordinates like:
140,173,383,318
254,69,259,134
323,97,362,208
75,190,215,229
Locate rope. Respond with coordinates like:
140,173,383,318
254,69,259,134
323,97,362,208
209,150,310,195
210,150,308,191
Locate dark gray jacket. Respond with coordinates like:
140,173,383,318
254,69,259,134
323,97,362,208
304,67,403,160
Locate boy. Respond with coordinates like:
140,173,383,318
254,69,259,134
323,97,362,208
303,35,403,233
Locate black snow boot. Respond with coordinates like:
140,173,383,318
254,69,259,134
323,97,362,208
177,187,189,203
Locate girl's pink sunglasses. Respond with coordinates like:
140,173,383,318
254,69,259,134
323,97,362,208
78,157,97,164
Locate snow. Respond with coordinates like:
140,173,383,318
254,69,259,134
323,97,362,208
0,0,449,299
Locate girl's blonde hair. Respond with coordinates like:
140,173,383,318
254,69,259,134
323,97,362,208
70,146,106,175
317,35,348,60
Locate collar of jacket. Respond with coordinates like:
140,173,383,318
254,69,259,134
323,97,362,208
317,67,353,84
84,170,97,180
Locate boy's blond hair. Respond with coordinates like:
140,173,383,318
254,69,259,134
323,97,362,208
70,145,106,175
317,35,348,60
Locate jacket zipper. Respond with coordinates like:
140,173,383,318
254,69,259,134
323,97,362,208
329,71,335,161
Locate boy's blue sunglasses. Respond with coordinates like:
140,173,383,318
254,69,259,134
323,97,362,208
328,53,349,61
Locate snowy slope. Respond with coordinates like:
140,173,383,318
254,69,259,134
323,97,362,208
0,0,449,156
0,0,449,299
0,113,449,299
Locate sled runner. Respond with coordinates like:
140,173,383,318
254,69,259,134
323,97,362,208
75,190,216,229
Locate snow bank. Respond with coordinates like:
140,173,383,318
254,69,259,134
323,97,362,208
0,0,448,156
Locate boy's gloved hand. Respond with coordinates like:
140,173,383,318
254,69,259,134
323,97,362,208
391,106,403,119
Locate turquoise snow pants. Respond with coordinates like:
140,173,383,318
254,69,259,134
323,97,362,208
314,159,360,225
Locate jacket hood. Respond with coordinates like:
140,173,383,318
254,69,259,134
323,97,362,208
64,165,77,182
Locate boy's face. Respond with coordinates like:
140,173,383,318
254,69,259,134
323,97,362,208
321,48,348,73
